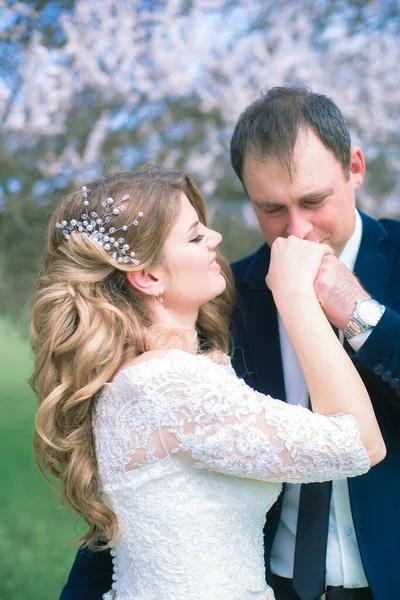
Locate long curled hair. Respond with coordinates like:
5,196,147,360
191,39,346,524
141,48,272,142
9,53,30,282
30,166,235,549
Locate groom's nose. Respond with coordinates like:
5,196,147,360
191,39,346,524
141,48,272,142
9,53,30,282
285,209,313,239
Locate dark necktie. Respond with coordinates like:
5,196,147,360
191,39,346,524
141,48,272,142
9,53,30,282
292,326,339,600
292,478,332,600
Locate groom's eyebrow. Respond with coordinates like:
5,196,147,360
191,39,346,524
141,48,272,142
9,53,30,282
252,200,282,209
297,188,334,201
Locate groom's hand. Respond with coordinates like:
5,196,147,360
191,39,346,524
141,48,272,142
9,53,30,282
266,236,333,297
314,255,369,329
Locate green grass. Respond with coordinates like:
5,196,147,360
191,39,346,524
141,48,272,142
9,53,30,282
0,317,85,599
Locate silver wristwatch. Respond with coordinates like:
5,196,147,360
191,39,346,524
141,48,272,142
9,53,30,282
343,298,385,340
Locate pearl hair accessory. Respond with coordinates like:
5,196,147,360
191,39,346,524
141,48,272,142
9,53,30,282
56,186,144,265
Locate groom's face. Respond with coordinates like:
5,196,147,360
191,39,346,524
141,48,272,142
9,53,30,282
242,128,364,257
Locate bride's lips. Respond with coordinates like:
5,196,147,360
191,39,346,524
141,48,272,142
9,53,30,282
209,252,220,271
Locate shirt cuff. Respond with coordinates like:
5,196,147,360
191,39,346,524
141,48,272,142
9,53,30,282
348,329,373,352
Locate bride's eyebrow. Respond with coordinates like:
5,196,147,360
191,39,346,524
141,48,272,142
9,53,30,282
187,220,199,233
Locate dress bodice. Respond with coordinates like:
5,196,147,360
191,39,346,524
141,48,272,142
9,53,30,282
93,349,370,600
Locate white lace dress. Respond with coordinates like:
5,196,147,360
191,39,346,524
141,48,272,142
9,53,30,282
93,349,370,600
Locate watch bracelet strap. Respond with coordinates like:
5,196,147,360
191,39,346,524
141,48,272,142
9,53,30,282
343,318,369,340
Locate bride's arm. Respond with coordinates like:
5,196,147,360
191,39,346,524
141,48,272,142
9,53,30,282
96,351,374,485
267,236,386,467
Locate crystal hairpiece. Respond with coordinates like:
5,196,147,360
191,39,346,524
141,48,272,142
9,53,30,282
56,186,144,265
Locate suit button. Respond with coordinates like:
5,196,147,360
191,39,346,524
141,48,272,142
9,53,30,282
390,378,400,389
382,371,392,382
373,364,384,375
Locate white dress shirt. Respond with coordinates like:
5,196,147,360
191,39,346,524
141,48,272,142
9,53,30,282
270,210,370,589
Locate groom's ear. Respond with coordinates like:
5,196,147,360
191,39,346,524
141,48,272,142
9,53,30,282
126,270,164,298
349,147,365,190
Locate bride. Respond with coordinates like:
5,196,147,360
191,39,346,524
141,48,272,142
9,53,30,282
31,166,385,600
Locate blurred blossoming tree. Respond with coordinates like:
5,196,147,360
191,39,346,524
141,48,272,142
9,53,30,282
0,0,399,313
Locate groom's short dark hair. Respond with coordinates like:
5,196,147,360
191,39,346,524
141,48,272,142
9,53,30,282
230,86,352,183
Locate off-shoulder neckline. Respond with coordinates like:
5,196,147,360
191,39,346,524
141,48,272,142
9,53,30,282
104,348,231,386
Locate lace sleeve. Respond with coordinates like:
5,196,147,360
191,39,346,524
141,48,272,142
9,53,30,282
94,350,370,485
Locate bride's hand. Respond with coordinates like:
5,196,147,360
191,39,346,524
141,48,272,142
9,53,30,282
266,236,334,297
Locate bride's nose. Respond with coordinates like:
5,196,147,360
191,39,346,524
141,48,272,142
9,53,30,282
206,228,222,249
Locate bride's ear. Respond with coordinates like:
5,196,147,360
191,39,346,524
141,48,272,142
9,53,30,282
126,270,164,298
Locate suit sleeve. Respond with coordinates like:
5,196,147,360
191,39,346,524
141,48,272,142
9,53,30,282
352,307,400,413
59,546,113,600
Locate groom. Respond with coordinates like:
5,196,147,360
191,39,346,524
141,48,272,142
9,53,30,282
229,87,400,600
60,88,400,600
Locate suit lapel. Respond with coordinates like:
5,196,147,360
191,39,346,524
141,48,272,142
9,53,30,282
354,212,395,303
238,245,287,402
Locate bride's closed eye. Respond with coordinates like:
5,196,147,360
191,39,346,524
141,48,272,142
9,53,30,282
189,234,205,243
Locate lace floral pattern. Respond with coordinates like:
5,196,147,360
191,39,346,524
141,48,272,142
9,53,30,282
93,349,370,600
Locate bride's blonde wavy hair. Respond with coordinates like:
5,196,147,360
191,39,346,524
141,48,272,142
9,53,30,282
30,166,235,549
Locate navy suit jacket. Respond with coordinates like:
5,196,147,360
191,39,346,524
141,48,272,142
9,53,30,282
60,212,400,600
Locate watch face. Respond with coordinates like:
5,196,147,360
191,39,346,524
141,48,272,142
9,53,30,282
358,299,383,325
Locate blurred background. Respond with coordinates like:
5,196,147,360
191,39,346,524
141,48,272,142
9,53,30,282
0,0,399,597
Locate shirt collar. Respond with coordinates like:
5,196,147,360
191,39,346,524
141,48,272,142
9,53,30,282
338,209,362,272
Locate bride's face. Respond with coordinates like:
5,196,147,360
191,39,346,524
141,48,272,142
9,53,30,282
158,193,226,313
